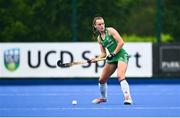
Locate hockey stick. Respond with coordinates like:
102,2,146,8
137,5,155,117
57,57,106,68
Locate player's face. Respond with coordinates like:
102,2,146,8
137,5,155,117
94,19,105,32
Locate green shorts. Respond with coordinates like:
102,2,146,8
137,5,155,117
107,53,129,64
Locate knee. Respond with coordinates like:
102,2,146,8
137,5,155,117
99,77,107,84
117,73,125,81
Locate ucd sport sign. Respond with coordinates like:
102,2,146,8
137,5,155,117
0,43,152,78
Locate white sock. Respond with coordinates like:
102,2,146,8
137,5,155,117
120,80,132,99
99,83,107,99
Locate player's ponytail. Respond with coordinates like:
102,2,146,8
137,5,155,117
92,26,98,40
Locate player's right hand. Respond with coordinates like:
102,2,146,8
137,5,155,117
107,53,116,60
87,57,97,63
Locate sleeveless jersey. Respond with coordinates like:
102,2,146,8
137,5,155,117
99,29,129,63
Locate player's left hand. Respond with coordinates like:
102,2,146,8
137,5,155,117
87,57,103,63
87,57,98,63
87,59,92,63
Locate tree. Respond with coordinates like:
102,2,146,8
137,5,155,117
0,0,179,42
161,0,180,42
0,0,72,42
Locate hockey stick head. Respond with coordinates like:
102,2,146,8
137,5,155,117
57,60,72,68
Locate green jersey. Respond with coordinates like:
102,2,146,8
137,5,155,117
99,29,129,64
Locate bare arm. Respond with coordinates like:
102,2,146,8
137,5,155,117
89,36,106,63
107,27,124,55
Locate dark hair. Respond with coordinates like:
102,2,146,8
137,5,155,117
92,16,103,40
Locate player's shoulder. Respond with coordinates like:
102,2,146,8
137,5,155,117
106,27,117,33
106,27,116,30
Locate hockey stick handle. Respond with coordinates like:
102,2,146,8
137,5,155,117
89,57,106,62
57,57,106,68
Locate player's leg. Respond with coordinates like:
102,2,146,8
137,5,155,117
92,63,117,104
117,61,133,105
